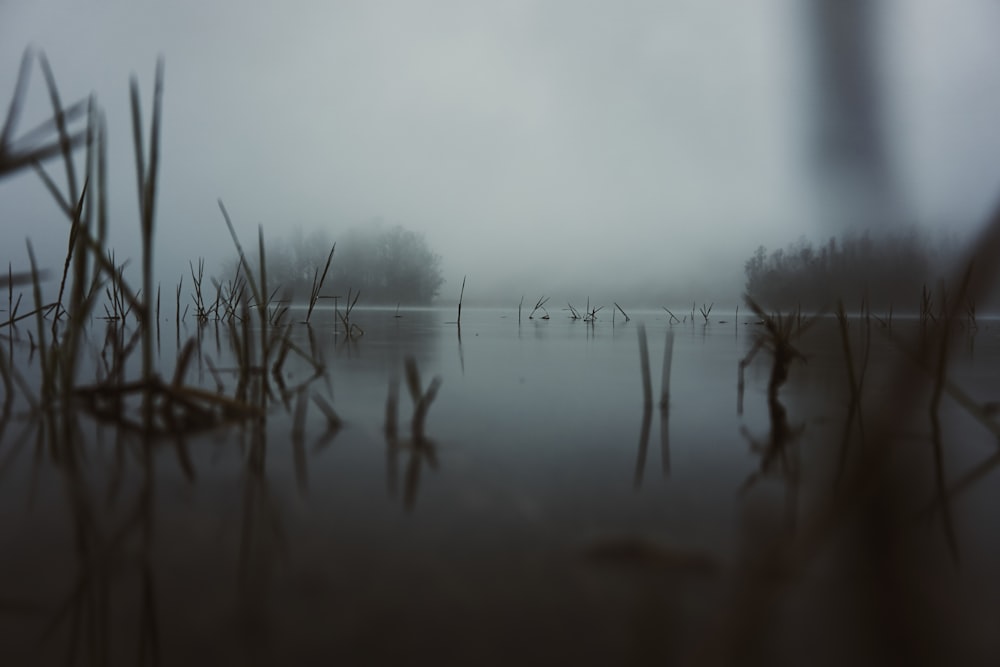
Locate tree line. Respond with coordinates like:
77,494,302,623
743,229,964,311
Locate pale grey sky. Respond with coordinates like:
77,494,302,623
3,1,1000,303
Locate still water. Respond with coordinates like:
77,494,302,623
1,306,999,665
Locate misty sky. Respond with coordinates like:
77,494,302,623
3,1,1000,304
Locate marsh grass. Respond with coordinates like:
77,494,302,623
335,287,363,338
0,51,338,446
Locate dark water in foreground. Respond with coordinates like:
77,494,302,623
2,307,1000,665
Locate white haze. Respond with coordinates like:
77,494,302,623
2,1,1000,305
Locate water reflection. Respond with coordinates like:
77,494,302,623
634,328,673,487
3,305,1000,662
740,394,805,531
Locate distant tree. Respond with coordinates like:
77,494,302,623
224,221,444,305
330,222,444,304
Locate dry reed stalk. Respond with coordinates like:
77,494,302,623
305,242,335,324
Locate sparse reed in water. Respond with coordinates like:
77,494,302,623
662,306,680,325
700,302,713,323
305,242,336,324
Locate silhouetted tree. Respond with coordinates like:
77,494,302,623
330,222,444,304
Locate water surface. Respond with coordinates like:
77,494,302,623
2,307,999,664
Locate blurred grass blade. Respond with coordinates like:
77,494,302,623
0,48,33,149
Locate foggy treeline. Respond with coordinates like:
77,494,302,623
225,222,444,305
743,228,966,312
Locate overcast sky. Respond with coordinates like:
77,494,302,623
3,1,1000,304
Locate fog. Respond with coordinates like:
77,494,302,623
3,1,1000,306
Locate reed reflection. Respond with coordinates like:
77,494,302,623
383,357,442,510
